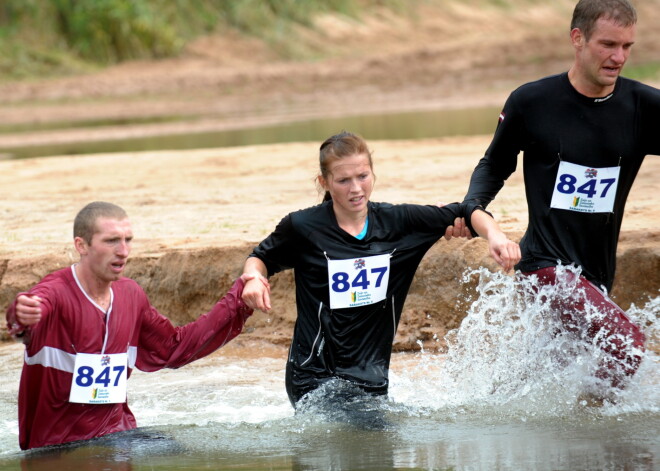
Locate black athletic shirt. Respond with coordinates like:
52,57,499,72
250,200,482,405
464,73,660,291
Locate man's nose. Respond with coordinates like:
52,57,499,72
612,46,627,64
116,240,130,257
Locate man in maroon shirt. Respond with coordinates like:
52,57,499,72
6,201,261,450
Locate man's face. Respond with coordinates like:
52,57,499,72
573,17,636,95
77,217,133,284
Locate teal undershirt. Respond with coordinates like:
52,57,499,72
354,217,369,240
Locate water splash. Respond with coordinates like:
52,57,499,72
294,379,393,430
1,268,657,460
390,265,659,418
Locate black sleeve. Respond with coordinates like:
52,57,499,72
463,93,524,208
401,202,491,238
640,83,660,156
249,213,298,277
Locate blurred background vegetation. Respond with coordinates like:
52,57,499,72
0,0,656,82
0,0,412,80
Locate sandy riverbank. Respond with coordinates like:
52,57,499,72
1,0,659,349
1,136,658,349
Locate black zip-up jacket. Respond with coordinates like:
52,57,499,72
250,200,482,405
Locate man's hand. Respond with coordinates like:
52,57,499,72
14,294,43,326
486,232,521,272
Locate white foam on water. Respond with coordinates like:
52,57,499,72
1,266,657,459
89,265,660,431
389,265,659,419
128,355,293,428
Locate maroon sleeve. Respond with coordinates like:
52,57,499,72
135,277,253,372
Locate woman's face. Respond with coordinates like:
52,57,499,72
322,153,374,218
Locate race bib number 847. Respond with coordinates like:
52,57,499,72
327,253,390,309
69,352,128,404
550,161,620,213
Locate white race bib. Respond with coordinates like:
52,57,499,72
69,352,128,404
327,254,390,309
550,161,620,213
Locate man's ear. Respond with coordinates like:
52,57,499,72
74,236,88,256
570,27,585,49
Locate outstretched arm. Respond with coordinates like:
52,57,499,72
469,209,520,272
137,277,254,372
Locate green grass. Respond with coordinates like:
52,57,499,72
0,0,412,80
3,0,655,83
625,62,660,81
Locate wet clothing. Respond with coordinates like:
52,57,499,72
465,73,660,292
522,267,645,388
5,267,252,450
249,200,482,405
465,73,659,387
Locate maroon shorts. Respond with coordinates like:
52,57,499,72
521,266,646,389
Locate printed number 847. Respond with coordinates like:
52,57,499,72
556,174,616,198
75,365,125,388
331,267,387,293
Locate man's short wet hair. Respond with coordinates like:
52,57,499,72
571,0,637,40
73,201,128,244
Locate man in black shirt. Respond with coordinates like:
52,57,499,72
457,0,659,398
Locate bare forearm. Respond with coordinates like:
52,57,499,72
469,209,521,272
469,209,502,240
243,256,268,278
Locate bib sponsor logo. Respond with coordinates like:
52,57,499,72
584,168,598,179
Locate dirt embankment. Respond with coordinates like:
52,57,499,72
1,140,658,350
2,233,658,351
1,1,659,349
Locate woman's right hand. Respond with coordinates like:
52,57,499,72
241,273,272,313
